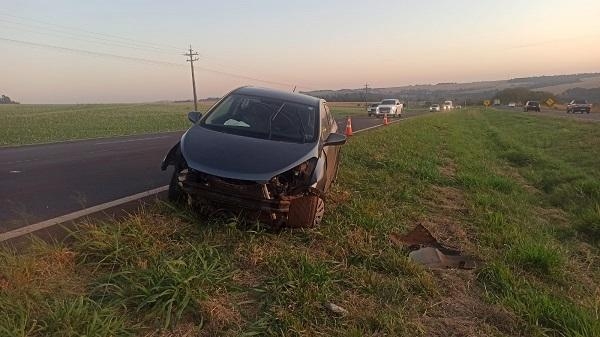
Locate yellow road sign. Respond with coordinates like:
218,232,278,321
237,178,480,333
545,98,555,107
483,100,491,107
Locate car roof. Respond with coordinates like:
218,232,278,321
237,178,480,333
233,86,321,106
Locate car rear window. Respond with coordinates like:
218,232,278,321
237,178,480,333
202,93,318,143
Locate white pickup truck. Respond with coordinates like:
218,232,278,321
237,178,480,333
374,99,403,118
443,100,453,111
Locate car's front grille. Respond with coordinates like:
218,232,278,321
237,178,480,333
379,107,390,113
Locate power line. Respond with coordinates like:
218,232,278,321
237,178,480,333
0,12,317,91
0,37,184,68
0,37,315,90
0,12,180,52
0,20,178,55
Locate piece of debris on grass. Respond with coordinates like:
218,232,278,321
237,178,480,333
323,302,349,316
409,246,476,270
390,223,476,270
390,223,439,248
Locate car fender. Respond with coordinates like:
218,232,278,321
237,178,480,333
161,142,181,171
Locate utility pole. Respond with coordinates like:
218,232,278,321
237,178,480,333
364,83,369,108
184,45,199,111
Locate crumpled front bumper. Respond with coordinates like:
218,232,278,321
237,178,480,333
181,178,292,213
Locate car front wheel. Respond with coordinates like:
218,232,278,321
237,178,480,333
287,195,325,228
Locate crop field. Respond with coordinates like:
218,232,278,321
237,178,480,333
1,108,599,336
0,101,369,146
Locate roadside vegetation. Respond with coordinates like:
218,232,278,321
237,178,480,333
0,102,369,146
1,108,598,336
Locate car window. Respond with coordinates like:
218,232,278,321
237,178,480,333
381,99,396,105
202,93,317,143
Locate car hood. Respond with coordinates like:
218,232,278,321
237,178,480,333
378,104,395,108
180,125,318,183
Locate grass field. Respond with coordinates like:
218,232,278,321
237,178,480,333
1,108,599,336
0,102,368,146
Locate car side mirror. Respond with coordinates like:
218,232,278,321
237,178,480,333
324,132,347,147
188,111,202,123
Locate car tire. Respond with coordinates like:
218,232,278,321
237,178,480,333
287,195,324,228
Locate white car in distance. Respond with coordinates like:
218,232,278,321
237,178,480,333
375,99,403,118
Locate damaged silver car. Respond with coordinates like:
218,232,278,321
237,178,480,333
161,86,346,228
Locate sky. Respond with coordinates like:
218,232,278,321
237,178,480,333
1,0,599,103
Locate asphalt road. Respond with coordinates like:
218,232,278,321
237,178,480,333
0,112,428,233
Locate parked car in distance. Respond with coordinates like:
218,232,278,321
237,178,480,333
374,99,403,118
524,101,541,112
566,99,592,114
367,102,380,117
508,102,517,108
443,100,453,110
161,86,347,228
429,104,440,112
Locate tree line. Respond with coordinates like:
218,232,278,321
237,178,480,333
0,95,19,104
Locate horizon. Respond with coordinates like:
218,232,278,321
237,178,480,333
2,0,600,103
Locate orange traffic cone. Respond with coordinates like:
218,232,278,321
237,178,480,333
383,113,389,126
345,116,353,136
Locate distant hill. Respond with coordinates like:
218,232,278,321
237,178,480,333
303,73,600,103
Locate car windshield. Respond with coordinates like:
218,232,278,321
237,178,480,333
573,100,587,104
381,100,396,105
528,101,539,105
202,93,318,143
432,104,439,107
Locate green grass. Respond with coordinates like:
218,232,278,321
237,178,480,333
1,108,599,336
0,102,370,146
0,102,211,146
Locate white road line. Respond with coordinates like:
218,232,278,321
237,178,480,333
94,135,171,145
0,186,168,242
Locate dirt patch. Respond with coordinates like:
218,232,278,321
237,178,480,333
199,292,243,335
327,187,352,208
426,185,469,215
421,270,524,337
439,159,458,178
